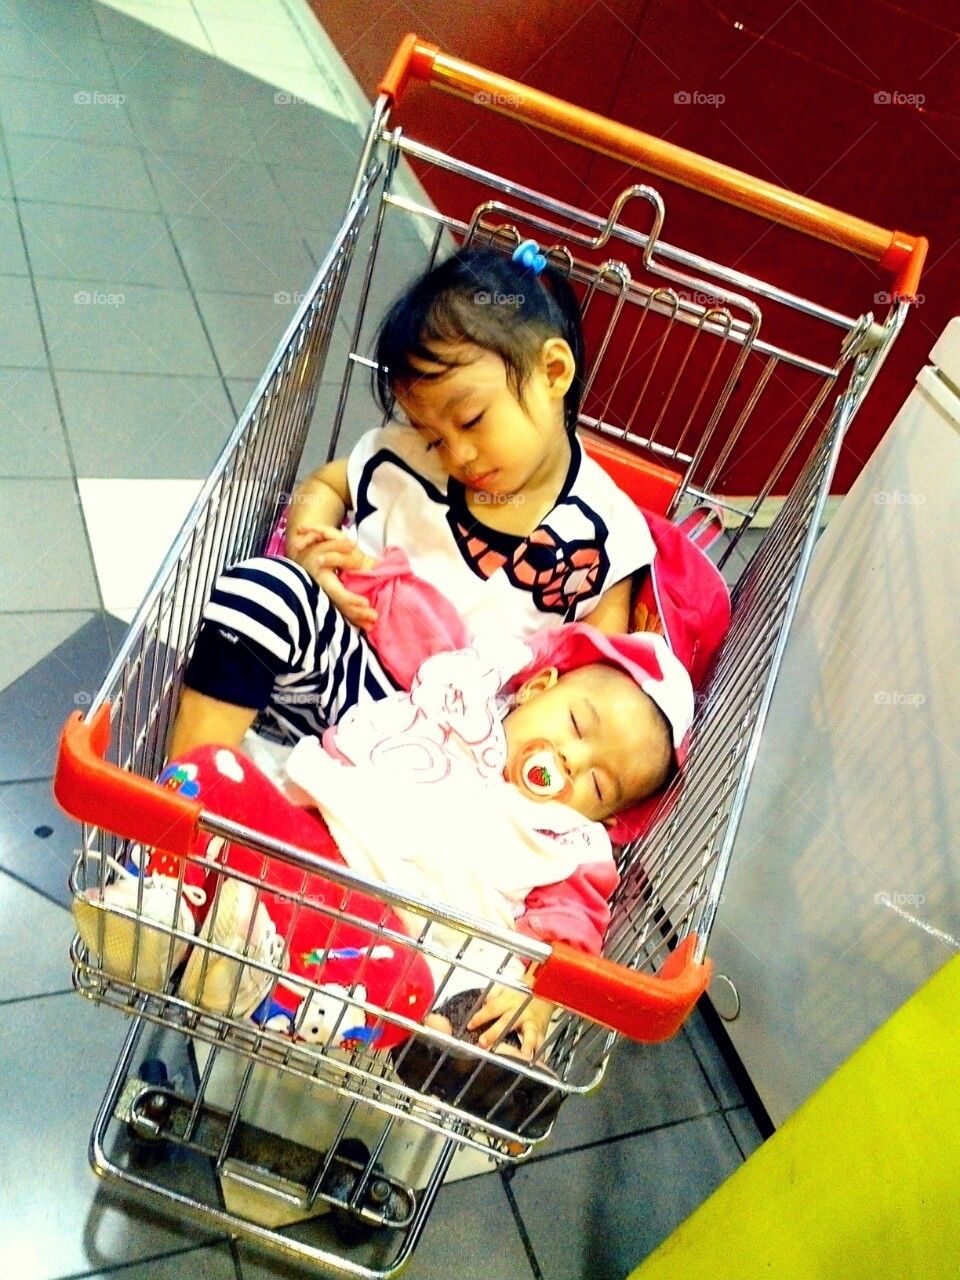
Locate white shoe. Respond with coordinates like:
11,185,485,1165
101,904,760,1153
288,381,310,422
72,857,205,991
178,878,286,1017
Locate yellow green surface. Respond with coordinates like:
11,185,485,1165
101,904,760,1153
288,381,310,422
630,956,960,1279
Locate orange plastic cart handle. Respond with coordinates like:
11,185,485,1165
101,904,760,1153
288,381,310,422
378,34,927,301
532,934,713,1042
55,706,202,856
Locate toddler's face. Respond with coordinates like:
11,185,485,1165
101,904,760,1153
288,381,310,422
395,342,573,499
501,664,671,823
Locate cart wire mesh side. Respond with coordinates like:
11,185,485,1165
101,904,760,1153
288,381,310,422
53,35,923,1278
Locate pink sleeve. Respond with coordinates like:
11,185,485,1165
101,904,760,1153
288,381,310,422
515,860,619,956
340,547,468,688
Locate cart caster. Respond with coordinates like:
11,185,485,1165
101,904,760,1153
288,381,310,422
128,1058,170,1164
328,1139,390,1246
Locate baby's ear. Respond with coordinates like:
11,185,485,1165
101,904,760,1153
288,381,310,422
516,666,559,704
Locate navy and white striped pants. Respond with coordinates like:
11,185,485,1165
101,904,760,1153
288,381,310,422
183,556,399,743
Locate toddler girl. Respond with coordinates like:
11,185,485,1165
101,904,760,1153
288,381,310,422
171,242,655,758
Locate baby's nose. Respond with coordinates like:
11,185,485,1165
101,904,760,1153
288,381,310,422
559,738,587,774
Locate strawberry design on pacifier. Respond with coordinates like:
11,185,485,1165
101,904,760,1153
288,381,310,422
509,739,573,803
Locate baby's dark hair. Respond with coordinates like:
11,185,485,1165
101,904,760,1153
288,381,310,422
372,247,586,432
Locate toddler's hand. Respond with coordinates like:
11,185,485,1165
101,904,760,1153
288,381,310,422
288,526,378,631
288,525,375,573
467,982,554,1060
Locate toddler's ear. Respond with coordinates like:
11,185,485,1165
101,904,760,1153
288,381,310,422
539,337,576,397
516,666,559,704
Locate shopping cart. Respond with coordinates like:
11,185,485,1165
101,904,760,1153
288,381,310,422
54,34,926,1277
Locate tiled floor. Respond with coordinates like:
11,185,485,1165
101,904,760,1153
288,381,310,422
0,3,763,1277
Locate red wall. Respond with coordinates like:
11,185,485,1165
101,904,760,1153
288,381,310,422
311,0,958,494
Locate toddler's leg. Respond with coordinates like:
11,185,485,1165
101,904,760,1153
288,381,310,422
183,555,398,744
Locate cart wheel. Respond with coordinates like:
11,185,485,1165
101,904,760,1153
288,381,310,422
328,1139,381,1246
128,1058,170,1164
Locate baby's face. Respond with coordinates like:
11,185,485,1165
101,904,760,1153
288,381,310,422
501,664,671,823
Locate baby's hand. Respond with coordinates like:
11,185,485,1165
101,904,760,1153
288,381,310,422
467,981,554,1060
288,526,378,630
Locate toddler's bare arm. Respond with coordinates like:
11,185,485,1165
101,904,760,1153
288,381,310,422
285,459,378,629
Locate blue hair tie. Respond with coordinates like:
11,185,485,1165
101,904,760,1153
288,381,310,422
512,238,547,275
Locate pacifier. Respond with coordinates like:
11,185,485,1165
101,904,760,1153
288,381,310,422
508,739,573,804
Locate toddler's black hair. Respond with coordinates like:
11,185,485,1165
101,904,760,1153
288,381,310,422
372,247,586,433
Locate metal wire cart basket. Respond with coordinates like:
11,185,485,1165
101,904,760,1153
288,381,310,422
54,34,926,1278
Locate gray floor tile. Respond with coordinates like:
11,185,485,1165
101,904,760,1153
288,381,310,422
7,133,159,211
268,158,359,233
0,994,227,1277
539,1031,723,1157
0,273,47,366
0,198,28,274
196,288,340,380
0,74,136,145
233,1171,534,1280
0,367,71,476
682,1008,745,1108
313,214,432,356
169,212,315,296
20,202,185,287
0,479,99,610
0,612,127,781
0,28,116,85
0,0,104,43
225,378,260,419
124,87,267,157
406,1174,534,1280
35,277,218,376
724,1104,764,1158
243,88,362,164
511,1113,743,1278
81,1243,240,1279
0,869,73,1000
106,27,248,105
222,372,381,481
296,375,385,477
718,549,745,589
0,776,79,907
57,370,236,478
145,149,292,224
0,608,93,690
